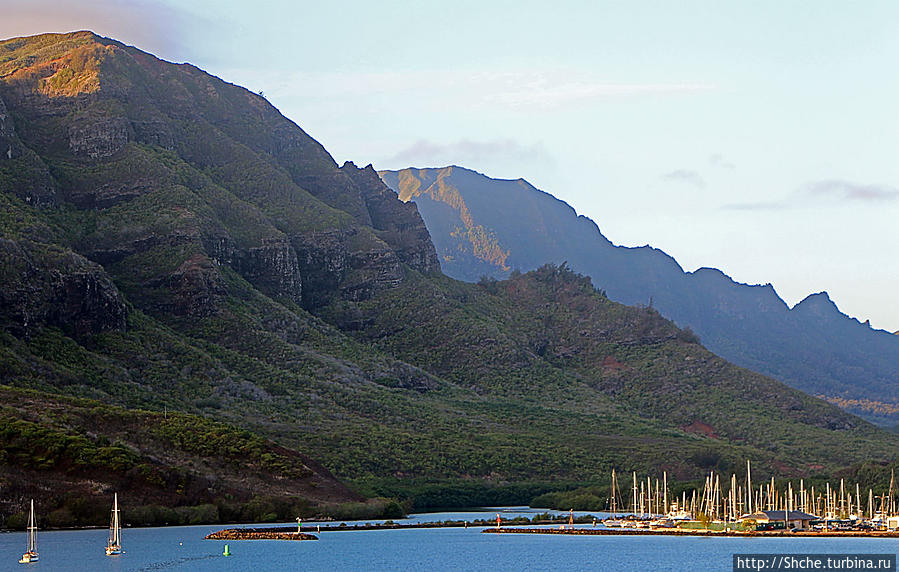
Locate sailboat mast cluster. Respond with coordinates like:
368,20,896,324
602,462,899,531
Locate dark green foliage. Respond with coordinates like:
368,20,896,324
330,263,896,479
0,415,138,473
531,488,608,511
360,479,573,511
0,386,355,527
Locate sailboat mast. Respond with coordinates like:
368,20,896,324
890,469,896,516
633,472,638,515
731,474,737,520
640,481,645,517
113,493,120,545
856,483,861,518
663,472,668,515
107,492,122,554
746,460,752,515
610,469,617,516
27,499,36,553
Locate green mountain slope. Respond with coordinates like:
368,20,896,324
334,266,891,471
1,33,897,514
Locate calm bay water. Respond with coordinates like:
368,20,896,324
2,507,898,571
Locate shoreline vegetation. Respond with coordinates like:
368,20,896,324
0,497,406,532
8,460,899,532
8,457,899,533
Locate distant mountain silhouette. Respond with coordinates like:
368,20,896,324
381,166,899,425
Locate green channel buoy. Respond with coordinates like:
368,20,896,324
223,544,230,557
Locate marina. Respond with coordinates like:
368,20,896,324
585,463,899,534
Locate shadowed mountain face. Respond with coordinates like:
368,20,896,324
1,32,898,515
381,166,899,425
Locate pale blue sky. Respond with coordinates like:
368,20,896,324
3,0,898,331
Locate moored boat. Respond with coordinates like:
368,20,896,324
105,493,123,556
602,469,633,527
18,499,39,564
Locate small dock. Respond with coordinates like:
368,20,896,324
206,528,318,541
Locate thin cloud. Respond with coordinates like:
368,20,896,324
486,81,715,109
235,68,715,113
382,138,555,172
709,153,736,170
661,169,706,189
0,0,202,63
723,178,898,210
722,201,787,211
805,180,899,202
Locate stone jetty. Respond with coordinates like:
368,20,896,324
205,527,318,541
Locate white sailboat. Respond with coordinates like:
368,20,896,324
603,469,631,527
105,493,123,556
18,499,39,564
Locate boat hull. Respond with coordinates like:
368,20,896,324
19,552,39,564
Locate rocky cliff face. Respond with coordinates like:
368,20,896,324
167,254,226,317
341,162,440,274
0,93,56,206
238,239,303,306
275,161,441,309
0,238,127,338
67,111,131,159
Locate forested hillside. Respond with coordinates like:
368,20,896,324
1,33,896,521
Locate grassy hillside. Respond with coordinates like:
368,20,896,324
0,386,367,528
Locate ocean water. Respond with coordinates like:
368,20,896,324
2,507,897,571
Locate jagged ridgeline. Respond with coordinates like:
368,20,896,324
1,32,897,516
380,166,899,426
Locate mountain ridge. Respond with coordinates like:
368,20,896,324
380,166,899,424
